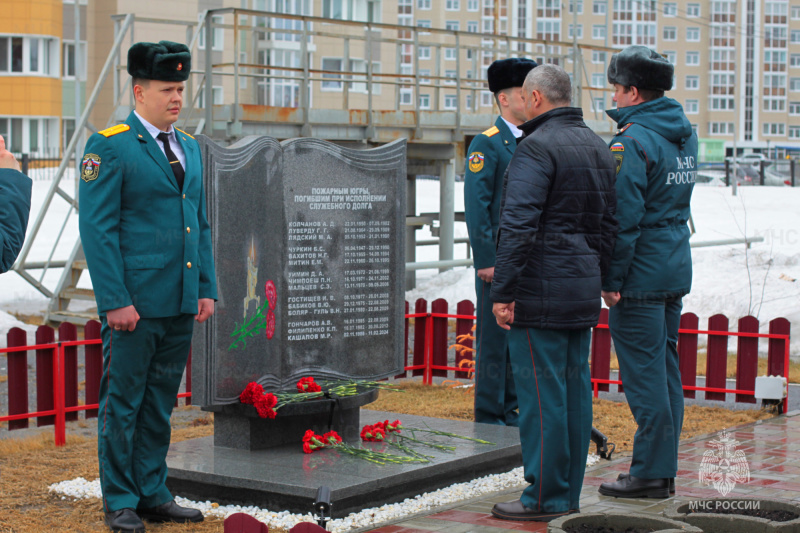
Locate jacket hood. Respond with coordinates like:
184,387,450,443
606,97,693,145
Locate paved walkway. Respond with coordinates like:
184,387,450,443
367,410,800,532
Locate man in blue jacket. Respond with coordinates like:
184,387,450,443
598,46,698,499
0,135,31,274
465,57,536,426
79,41,216,533
490,64,617,521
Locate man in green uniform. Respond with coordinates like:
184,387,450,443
465,57,536,426
0,135,31,274
79,41,217,533
598,46,697,499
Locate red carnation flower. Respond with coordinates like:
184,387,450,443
303,429,318,443
324,430,343,444
297,377,322,393
254,395,277,419
239,382,264,405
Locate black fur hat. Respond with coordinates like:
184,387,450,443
607,45,673,91
127,41,191,82
488,58,538,93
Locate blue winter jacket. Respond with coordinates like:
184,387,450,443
603,97,698,300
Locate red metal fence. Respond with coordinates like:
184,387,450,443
1,300,791,445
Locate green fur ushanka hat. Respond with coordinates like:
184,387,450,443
127,41,191,82
488,58,538,93
607,45,673,91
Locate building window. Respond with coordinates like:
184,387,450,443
791,78,800,91
467,0,479,10
419,94,430,109
0,36,58,76
444,94,457,109
481,90,493,106
348,59,381,94
763,97,786,111
687,3,700,16
446,0,460,10
592,25,606,40
686,27,700,41
446,20,459,31
445,48,457,60
593,97,605,111
710,96,735,110
763,123,786,136
591,73,605,87
417,0,430,9
792,30,800,44
791,54,800,67
685,75,699,90
664,51,676,64
418,46,431,60
790,101,800,115
663,27,677,41
686,51,699,66
399,88,413,105
708,122,734,135
468,21,478,32
62,41,87,80
790,125,800,139
685,99,698,114
445,69,457,84
663,2,677,16
0,116,58,155
199,15,224,50
593,0,606,14
199,86,224,107
321,57,343,90
568,24,583,39
569,0,584,14
592,50,606,63
793,5,800,19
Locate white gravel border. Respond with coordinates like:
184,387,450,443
49,454,600,532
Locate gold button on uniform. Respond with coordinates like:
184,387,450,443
186,227,191,233
182,194,186,199
187,262,192,269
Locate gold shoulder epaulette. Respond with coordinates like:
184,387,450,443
98,124,130,138
175,127,195,139
482,126,499,137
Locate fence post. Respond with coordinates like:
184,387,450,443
412,298,427,377
590,308,611,393
767,317,791,377
736,316,759,404
678,313,699,399
36,325,56,427
792,159,796,187
706,314,729,401
84,320,102,419
53,343,66,446
455,300,475,379
431,299,449,378
7,327,29,430
59,322,79,422
21,153,29,175
185,348,192,406
397,301,409,379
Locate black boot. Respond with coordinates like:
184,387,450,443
137,500,204,523
599,475,670,498
617,472,675,494
104,508,145,533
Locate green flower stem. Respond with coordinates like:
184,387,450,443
395,434,456,452
402,426,495,445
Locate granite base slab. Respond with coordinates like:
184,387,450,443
166,410,523,518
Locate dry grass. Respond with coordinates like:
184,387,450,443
0,380,779,532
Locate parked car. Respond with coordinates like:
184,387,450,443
695,171,726,187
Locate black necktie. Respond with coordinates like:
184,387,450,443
157,131,185,191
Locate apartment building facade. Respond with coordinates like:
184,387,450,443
5,0,800,160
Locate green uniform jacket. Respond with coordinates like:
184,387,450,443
79,112,217,316
603,97,698,299
465,117,517,270
0,168,32,273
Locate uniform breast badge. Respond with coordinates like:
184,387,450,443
469,152,485,173
81,154,101,182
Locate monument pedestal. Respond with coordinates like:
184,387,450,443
206,390,379,450
166,410,523,518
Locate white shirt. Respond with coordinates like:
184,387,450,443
134,110,186,170
501,117,523,139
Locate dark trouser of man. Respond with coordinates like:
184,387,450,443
609,297,684,479
98,314,194,512
474,277,519,426
507,327,592,512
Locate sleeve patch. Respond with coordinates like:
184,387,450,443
468,152,485,172
614,154,624,174
482,126,499,137
98,124,130,137
610,142,625,152
81,154,101,182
